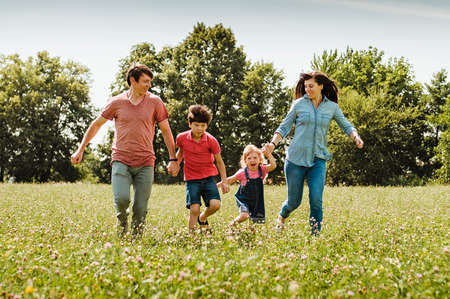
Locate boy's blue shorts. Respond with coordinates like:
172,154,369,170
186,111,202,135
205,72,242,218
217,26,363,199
185,176,221,209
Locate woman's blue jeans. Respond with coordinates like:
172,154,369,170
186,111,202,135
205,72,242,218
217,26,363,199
280,158,326,233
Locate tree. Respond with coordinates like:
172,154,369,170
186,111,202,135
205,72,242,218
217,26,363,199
312,47,429,185
239,61,291,181
0,52,96,182
433,98,450,183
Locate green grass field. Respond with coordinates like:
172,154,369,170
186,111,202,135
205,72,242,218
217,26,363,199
0,183,449,298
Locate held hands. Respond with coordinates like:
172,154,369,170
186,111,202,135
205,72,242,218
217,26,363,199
167,161,180,177
262,143,275,155
217,181,230,194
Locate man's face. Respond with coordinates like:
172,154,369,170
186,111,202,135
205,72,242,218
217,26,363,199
132,73,152,93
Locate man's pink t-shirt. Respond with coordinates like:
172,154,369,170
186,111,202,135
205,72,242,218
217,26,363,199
233,165,269,186
101,91,168,167
176,130,220,181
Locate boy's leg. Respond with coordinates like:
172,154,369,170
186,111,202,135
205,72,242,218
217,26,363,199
130,166,154,237
199,177,221,223
111,162,132,236
186,180,202,232
189,204,201,232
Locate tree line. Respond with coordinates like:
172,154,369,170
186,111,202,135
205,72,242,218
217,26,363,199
0,23,448,185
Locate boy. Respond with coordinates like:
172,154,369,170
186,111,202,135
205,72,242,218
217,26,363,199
175,105,230,233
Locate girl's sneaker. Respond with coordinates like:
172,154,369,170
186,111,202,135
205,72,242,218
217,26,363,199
275,219,285,232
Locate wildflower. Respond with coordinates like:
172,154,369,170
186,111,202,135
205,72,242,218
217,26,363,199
219,289,225,294
444,247,448,254
167,275,174,282
301,254,307,260
347,290,354,296
25,286,34,294
186,254,192,261
416,273,422,279
136,256,144,263
288,281,299,293
433,266,439,272
104,242,112,249
288,253,295,260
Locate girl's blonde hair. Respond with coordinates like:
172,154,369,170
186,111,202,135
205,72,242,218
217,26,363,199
240,145,264,168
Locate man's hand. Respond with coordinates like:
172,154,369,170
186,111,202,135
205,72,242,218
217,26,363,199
167,161,179,177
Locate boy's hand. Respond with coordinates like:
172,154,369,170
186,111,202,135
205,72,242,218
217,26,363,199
220,182,230,194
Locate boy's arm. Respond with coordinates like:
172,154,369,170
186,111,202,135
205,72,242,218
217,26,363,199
176,147,183,165
214,153,230,194
265,152,277,172
71,115,108,164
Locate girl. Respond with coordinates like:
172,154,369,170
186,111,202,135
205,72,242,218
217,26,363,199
218,145,276,226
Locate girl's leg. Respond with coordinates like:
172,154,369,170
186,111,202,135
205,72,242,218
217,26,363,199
279,160,307,219
189,204,201,233
306,159,326,234
231,212,250,226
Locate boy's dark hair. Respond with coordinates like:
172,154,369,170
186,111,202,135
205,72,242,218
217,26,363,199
188,105,212,124
126,63,154,86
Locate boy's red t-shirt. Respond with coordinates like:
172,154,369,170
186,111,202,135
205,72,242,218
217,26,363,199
176,130,220,181
101,91,168,167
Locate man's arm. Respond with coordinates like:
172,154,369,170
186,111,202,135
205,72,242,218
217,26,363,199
71,115,108,164
158,119,179,176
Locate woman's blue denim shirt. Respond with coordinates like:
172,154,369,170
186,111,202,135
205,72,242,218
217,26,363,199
276,95,355,167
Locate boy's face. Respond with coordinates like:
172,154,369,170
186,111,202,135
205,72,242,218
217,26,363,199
189,121,208,138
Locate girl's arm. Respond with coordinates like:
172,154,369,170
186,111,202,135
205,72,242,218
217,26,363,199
217,174,238,188
264,152,277,172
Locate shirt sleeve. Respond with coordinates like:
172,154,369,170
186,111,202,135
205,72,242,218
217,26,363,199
234,169,245,183
154,97,169,123
176,134,183,148
333,105,355,136
209,135,221,155
101,99,116,120
275,100,298,138
261,165,269,180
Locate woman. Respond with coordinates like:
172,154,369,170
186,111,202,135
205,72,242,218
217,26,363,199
263,71,363,234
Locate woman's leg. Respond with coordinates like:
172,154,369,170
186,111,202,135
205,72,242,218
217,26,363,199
307,159,326,234
279,160,307,219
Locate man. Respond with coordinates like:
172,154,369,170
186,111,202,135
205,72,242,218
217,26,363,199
71,63,179,237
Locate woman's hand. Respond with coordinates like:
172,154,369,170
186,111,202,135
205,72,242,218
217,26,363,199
355,136,364,149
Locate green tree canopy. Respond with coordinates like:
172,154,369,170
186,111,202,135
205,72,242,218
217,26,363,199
0,51,96,182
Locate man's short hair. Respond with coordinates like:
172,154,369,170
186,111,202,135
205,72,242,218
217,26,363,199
126,63,154,86
188,105,212,124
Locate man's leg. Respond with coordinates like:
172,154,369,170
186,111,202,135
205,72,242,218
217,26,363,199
130,166,154,237
111,162,132,236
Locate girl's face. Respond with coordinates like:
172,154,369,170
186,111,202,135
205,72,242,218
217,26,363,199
245,151,261,171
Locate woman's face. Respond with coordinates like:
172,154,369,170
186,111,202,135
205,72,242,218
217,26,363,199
305,78,323,100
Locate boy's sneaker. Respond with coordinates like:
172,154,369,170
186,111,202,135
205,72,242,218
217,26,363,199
198,216,211,234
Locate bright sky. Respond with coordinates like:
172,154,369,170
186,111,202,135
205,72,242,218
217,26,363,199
2,0,449,143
